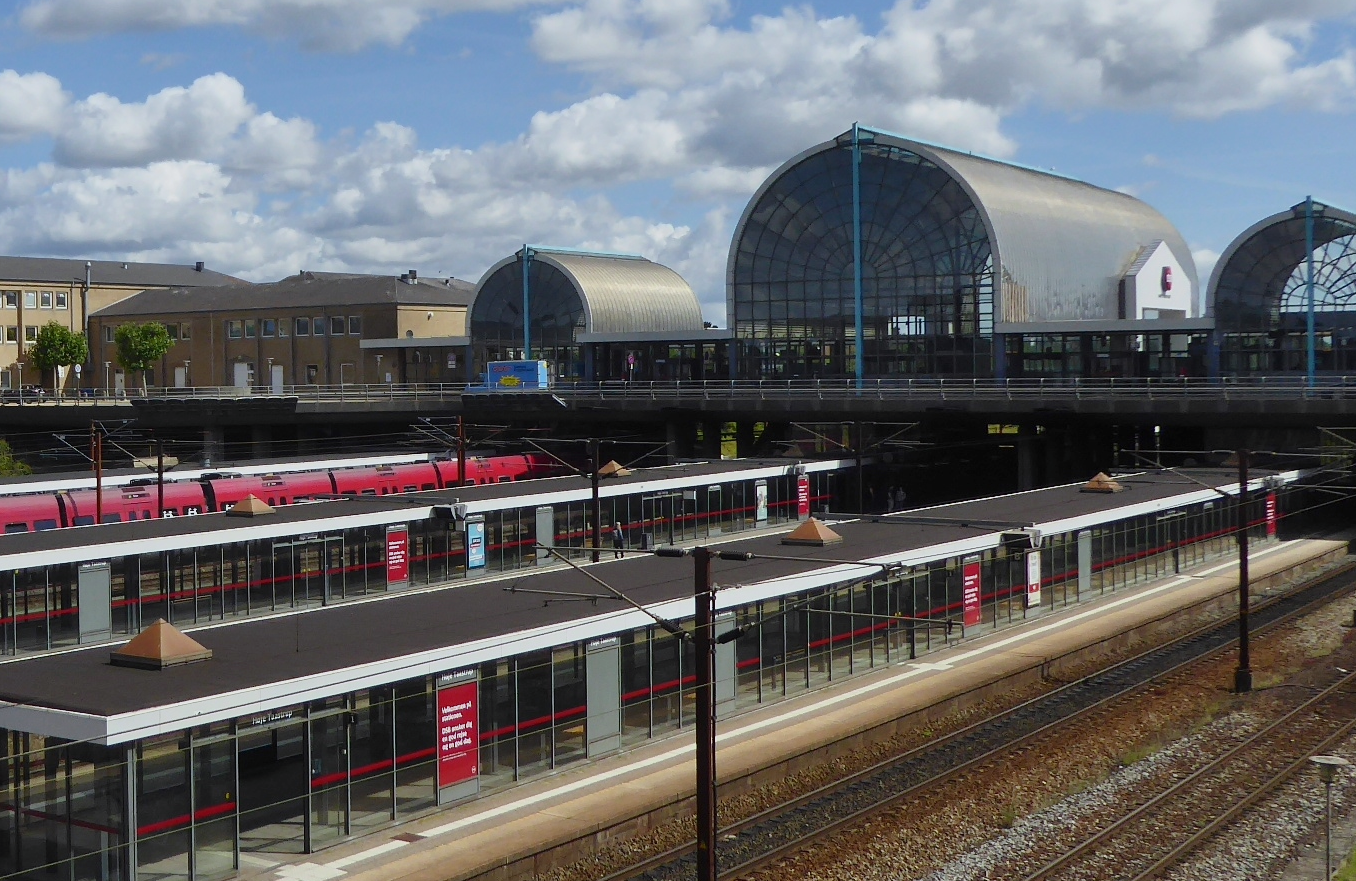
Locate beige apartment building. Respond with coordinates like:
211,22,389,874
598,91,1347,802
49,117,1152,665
0,256,240,389
88,270,474,390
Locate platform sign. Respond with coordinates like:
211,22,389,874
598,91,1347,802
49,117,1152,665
386,526,409,586
796,476,810,519
1266,492,1278,538
466,517,486,569
962,561,982,627
755,480,768,522
436,674,478,790
1025,552,1041,609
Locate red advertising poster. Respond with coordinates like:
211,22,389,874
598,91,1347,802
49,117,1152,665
1025,552,1041,608
962,561,982,627
436,682,478,788
796,476,811,518
1265,492,1277,538
386,527,409,585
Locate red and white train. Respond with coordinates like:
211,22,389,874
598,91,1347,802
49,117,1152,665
0,454,558,533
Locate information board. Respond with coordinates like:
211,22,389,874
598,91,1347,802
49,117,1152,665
386,526,409,586
796,476,810,519
755,481,768,522
466,518,486,569
1025,552,1041,608
436,681,479,788
962,561,982,627
1265,492,1278,538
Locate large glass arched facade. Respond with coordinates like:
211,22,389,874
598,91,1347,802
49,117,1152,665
729,137,995,378
1212,201,1356,375
471,255,587,378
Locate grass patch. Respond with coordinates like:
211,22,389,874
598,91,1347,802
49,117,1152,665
1334,847,1356,881
1118,741,1163,766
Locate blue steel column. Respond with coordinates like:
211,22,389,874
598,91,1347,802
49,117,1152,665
522,244,533,360
1305,197,1316,387
852,123,864,388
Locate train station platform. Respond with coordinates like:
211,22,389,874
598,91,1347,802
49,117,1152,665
244,536,1349,881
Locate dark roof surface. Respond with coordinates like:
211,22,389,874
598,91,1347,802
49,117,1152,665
0,469,1249,718
0,458,818,557
92,271,475,317
0,256,241,288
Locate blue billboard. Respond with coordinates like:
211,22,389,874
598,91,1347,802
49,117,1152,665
466,518,486,569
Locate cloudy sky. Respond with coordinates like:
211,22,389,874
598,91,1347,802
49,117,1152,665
2,0,1355,322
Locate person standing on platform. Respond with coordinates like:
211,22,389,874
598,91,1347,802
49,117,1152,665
612,522,626,558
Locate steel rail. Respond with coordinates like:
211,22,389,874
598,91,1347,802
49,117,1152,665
595,557,1356,881
1024,667,1356,881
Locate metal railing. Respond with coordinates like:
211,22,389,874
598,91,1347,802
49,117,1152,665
8,376,1356,406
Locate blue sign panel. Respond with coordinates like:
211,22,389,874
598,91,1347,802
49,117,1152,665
466,519,486,569
485,360,550,390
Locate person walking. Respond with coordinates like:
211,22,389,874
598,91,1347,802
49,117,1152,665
611,522,626,558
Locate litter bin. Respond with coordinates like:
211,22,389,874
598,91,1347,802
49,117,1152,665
639,532,654,550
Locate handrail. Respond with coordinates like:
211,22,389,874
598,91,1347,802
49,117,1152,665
8,376,1356,406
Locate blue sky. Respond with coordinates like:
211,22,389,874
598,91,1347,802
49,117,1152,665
1,0,1355,321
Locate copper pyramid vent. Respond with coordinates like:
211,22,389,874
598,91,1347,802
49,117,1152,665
110,619,214,669
597,460,633,478
226,494,274,517
781,517,843,547
1080,472,1125,494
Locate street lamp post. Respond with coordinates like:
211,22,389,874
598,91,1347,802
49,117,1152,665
692,545,718,881
1311,755,1350,879
1235,449,1253,693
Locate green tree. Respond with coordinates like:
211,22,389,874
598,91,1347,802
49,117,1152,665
29,322,89,396
0,440,30,477
114,322,173,393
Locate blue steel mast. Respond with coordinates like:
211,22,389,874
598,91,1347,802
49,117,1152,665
851,123,864,388
521,244,533,359
1305,197,1316,388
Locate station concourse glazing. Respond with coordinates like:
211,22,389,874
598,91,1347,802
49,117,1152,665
0,466,1301,881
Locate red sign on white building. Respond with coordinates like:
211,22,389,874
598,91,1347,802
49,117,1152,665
796,476,810,519
962,561,982,627
436,681,478,788
386,526,409,585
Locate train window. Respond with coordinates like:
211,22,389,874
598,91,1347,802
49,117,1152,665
144,510,152,520
74,515,94,526
267,498,276,506
361,489,376,496
342,490,357,496
4,523,27,534
497,476,511,483
34,519,57,531
101,513,121,523
163,508,177,517
126,511,138,521
421,483,435,491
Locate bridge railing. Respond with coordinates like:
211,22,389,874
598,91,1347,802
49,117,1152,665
9,376,1356,405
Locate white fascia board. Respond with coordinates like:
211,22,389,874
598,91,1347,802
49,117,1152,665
1034,470,1300,538
457,459,849,515
0,506,435,571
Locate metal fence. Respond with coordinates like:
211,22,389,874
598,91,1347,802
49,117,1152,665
8,376,1356,406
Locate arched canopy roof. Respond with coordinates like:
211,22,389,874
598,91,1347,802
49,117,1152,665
728,127,1196,327
1208,200,1356,333
471,249,703,347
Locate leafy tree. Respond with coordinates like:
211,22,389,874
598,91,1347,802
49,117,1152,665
29,322,88,396
0,440,30,477
114,322,173,393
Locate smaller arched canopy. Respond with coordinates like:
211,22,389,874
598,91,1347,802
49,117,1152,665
469,248,703,367
1210,199,1356,374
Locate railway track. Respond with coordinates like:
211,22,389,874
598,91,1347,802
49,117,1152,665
1015,665,1356,880
600,557,1356,881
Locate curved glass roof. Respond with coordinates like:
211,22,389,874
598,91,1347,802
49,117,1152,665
732,124,1198,371
471,249,703,352
1209,200,1356,333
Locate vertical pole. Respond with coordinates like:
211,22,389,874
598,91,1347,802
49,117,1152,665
1306,196,1316,388
1326,779,1334,879
92,424,103,525
456,415,467,489
1235,449,1252,693
156,436,165,519
693,546,718,881
854,421,865,514
589,438,601,563
522,245,533,360
851,123,865,389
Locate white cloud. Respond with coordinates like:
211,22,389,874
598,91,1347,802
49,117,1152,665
19,0,558,51
0,70,68,143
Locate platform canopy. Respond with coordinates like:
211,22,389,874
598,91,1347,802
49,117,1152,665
1208,199,1356,375
727,125,1197,378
